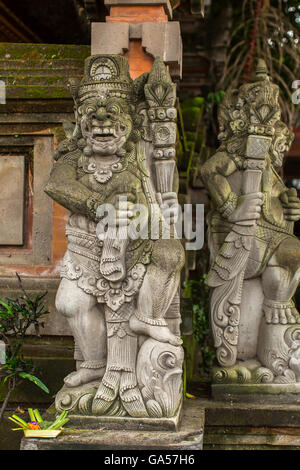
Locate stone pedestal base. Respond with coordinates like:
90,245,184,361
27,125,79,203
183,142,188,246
67,405,182,432
20,401,204,451
212,383,300,404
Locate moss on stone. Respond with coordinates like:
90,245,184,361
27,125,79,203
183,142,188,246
0,43,91,100
0,43,90,61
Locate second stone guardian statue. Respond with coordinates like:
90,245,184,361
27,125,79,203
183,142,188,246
201,60,300,398
45,55,185,419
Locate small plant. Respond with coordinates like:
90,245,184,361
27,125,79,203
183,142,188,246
182,275,215,376
0,273,50,420
9,408,69,433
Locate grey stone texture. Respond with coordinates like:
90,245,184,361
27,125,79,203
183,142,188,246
44,54,185,420
201,60,300,395
91,21,182,78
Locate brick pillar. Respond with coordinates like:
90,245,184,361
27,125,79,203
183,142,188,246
92,0,182,80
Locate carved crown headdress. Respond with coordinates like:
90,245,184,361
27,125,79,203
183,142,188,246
69,55,134,105
218,59,283,142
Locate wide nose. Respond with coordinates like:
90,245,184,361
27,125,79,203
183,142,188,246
92,108,113,127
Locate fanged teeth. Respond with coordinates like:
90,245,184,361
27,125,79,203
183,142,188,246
93,127,115,136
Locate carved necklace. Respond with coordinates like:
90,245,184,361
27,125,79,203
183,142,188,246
81,154,127,184
79,143,136,183
86,159,124,183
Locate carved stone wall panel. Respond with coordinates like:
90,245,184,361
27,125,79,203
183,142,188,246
0,134,53,266
0,154,25,245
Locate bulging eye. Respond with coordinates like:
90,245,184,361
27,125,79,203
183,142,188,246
107,105,120,114
86,106,96,115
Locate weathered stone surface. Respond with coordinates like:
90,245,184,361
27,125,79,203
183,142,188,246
212,383,300,404
141,22,182,78
91,22,182,78
200,59,300,394
20,401,204,450
237,279,264,360
91,23,129,55
204,425,300,450
0,154,25,245
200,398,300,428
44,53,185,421
67,404,182,432
0,43,90,100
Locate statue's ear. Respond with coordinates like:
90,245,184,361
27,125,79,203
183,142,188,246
144,57,176,108
63,120,76,139
67,78,80,101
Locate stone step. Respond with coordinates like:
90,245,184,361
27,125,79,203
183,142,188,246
5,85,74,99
0,43,90,100
0,59,86,69
204,425,300,450
0,67,83,76
0,43,90,61
201,398,300,427
1,76,82,86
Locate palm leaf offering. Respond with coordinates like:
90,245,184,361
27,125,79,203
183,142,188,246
8,408,69,438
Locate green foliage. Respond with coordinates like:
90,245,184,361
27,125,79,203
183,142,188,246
177,93,224,186
0,274,50,420
182,276,215,374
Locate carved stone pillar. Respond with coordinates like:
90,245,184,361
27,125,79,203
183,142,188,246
91,0,182,80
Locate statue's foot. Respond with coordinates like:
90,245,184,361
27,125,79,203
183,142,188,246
92,370,121,415
129,315,182,346
64,361,106,387
263,299,300,325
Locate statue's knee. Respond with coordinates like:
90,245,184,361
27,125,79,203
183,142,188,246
276,238,300,278
55,280,79,318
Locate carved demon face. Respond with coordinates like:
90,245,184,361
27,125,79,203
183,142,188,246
270,122,294,168
78,96,133,157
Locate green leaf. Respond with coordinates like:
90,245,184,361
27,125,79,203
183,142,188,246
0,300,13,315
18,372,50,393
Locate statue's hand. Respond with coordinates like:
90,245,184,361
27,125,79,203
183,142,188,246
280,188,300,221
158,192,180,225
228,192,264,224
115,199,135,228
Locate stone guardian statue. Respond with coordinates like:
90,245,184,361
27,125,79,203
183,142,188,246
201,60,300,397
45,54,185,419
